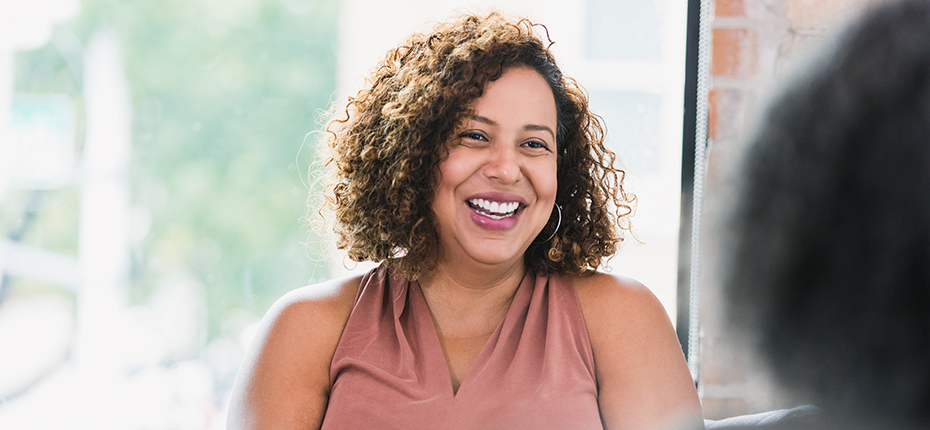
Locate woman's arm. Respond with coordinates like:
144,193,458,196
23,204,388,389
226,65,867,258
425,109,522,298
575,273,703,430
226,276,361,430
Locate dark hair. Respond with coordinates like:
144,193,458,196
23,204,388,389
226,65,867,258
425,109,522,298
725,0,930,426
322,12,633,280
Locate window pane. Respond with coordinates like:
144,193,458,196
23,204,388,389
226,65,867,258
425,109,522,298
589,90,662,175
586,0,661,60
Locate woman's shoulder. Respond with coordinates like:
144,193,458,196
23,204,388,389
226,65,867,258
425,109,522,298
570,271,703,429
244,273,364,371
571,271,665,323
264,274,364,337
227,274,364,429
570,270,675,358
245,274,365,382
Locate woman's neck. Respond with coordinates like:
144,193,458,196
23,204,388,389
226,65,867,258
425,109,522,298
417,260,525,339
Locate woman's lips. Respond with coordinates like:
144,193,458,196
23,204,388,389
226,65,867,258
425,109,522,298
465,195,526,230
467,198,521,219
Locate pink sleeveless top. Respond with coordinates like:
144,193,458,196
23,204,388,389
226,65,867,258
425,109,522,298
320,265,603,429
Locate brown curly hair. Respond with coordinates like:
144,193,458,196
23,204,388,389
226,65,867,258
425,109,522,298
323,12,634,280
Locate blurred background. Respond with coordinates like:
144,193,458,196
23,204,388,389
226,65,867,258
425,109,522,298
1,0,890,425
0,0,688,428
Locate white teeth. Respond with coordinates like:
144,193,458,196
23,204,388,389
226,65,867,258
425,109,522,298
468,198,520,216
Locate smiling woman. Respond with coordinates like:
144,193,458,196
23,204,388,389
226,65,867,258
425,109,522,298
228,12,702,430
324,14,634,280
432,67,558,270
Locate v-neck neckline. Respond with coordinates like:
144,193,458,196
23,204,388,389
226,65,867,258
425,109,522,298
409,274,530,398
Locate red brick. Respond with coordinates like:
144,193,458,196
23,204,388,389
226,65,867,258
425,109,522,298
712,28,757,78
785,0,875,31
707,89,722,141
716,0,745,18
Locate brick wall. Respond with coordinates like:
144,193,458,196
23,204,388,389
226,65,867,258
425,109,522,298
697,0,883,419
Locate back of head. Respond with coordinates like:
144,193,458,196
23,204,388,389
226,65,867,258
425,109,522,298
725,0,930,426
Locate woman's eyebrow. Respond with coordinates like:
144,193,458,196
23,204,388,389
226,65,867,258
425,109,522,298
472,115,497,126
472,115,555,138
524,124,555,138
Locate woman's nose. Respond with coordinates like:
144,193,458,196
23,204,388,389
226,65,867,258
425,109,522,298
483,145,521,184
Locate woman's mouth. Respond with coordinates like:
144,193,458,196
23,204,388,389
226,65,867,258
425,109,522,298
467,198,521,219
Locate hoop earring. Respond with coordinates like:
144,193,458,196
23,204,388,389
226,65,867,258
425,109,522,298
535,204,561,243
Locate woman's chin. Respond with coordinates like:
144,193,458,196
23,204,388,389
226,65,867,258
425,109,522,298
442,243,527,270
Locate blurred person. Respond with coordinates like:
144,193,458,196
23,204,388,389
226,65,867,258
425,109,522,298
228,12,701,430
723,0,930,428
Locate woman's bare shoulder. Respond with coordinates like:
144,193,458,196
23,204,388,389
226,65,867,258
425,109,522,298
255,275,363,348
571,270,676,359
572,271,662,321
270,275,363,325
227,275,363,430
570,271,678,367
250,274,364,369
571,271,702,430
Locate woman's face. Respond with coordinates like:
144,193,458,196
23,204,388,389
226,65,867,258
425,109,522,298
431,66,558,270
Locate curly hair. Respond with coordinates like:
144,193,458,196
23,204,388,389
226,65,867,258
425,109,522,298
323,12,634,280
725,0,930,426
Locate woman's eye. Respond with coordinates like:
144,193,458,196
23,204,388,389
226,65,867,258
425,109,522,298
523,140,552,151
460,132,486,141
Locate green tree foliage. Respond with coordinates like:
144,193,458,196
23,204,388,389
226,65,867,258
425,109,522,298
11,0,337,338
